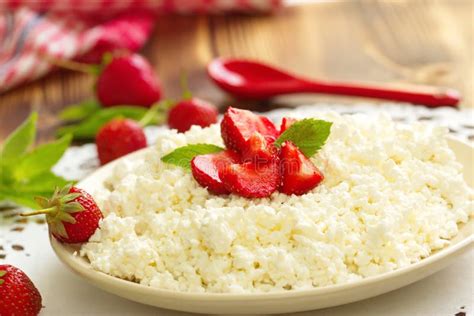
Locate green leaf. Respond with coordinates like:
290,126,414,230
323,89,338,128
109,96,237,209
20,171,70,192
0,112,37,162
161,144,224,170
0,172,69,209
0,111,72,209
275,118,332,157
0,188,48,209
59,100,100,121
13,134,72,180
57,106,149,139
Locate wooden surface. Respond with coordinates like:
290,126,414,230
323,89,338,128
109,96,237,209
0,0,472,143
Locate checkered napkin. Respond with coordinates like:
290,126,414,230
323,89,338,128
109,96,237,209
0,0,281,93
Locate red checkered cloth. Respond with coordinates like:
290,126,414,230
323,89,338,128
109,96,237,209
0,0,281,93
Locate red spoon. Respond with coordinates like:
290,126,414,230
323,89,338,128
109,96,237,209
207,58,460,108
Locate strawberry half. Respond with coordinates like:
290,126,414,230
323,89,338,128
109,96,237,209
220,159,280,198
191,150,240,194
279,117,298,134
221,107,278,153
279,141,324,195
241,132,278,164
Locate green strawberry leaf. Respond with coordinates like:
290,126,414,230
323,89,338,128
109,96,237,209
59,99,100,121
274,118,332,157
57,106,149,139
13,134,72,180
0,112,37,162
161,144,224,170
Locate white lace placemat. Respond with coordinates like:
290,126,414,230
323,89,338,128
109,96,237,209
52,103,474,181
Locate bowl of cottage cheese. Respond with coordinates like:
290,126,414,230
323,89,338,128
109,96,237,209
51,111,473,314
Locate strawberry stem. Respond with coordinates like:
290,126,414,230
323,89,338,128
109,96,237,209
21,206,57,217
180,72,193,100
39,52,100,75
138,100,175,127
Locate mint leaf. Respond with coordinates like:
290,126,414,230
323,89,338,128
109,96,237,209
13,134,72,180
161,144,224,170
275,118,332,157
59,100,100,121
20,171,70,191
0,191,39,209
0,171,65,209
0,172,69,209
0,112,37,162
0,113,72,209
57,106,149,139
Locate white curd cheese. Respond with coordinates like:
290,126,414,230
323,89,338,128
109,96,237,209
80,112,473,293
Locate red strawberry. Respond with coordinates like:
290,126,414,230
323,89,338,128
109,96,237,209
279,141,324,195
220,159,280,198
22,185,103,243
279,117,298,134
221,107,278,152
168,98,218,133
191,150,240,194
97,54,162,108
96,118,147,165
242,132,278,164
0,265,42,316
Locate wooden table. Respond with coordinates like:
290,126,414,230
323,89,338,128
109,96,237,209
0,0,472,143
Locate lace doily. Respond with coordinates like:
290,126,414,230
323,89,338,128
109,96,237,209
53,103,474,181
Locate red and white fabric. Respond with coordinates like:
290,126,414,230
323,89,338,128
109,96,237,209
0,0,282,93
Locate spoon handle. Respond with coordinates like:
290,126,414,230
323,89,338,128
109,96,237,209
302,80,460,107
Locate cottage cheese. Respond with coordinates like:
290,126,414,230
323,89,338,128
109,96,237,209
80,112,473,293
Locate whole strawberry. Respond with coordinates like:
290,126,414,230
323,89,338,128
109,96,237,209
97,54,162,108
22,184,103,243
96,118,147,165
168,98,218,133
0,265,42,316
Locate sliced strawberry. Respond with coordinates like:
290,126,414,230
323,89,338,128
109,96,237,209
279,141,324,195
242,132,278,164
191,150,240,194
279,117,298,134
221,107,279,152
220,159,280,198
